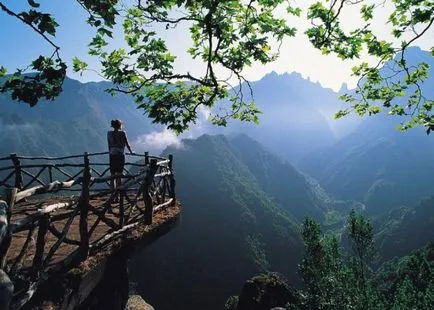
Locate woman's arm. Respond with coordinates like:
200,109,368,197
107,132,112,151
124,132,133,154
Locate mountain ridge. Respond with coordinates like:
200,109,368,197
128,133,341,310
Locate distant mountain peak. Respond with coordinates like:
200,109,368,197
338,82,350,93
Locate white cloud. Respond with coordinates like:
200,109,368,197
197,105,211,120
0,123,35,131
133,128,183,155
132,110,213,154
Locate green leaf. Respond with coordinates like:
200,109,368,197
27,0,40,8
98,27,113,38
361,4,374,21
0,66,7,77
72,57,88,73
334,109,349,119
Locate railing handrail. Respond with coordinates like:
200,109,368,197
0,152,172,192
0,151,149,162
0,161,150,172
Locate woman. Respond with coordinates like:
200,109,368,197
107,119,133,192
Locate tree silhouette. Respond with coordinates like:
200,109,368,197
1,0,433,133
0,0,298,132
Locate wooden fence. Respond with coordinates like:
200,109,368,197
0,151,176,309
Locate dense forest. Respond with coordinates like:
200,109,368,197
226,215,434,310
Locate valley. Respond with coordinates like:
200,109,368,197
1,48,433,310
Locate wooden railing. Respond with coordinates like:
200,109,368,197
0,151,176,309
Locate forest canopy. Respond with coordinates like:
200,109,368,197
0,0,433,133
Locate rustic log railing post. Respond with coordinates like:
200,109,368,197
162,177,167,203
0,238,10,270
144,159,158,224
0,188,17,269
79,152,90,259
11,153,23,190
168,154,176,205
145,152,149,165
5,188,17,222
9,225,37,276
119,190,124,228
48,165,53,183
32,214,49,278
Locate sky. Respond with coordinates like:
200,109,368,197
0,0,433,92
0,0,433,152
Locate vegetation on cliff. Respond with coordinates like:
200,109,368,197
296,212,434,309
229,212,434,310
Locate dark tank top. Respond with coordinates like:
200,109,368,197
107,130,126,154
